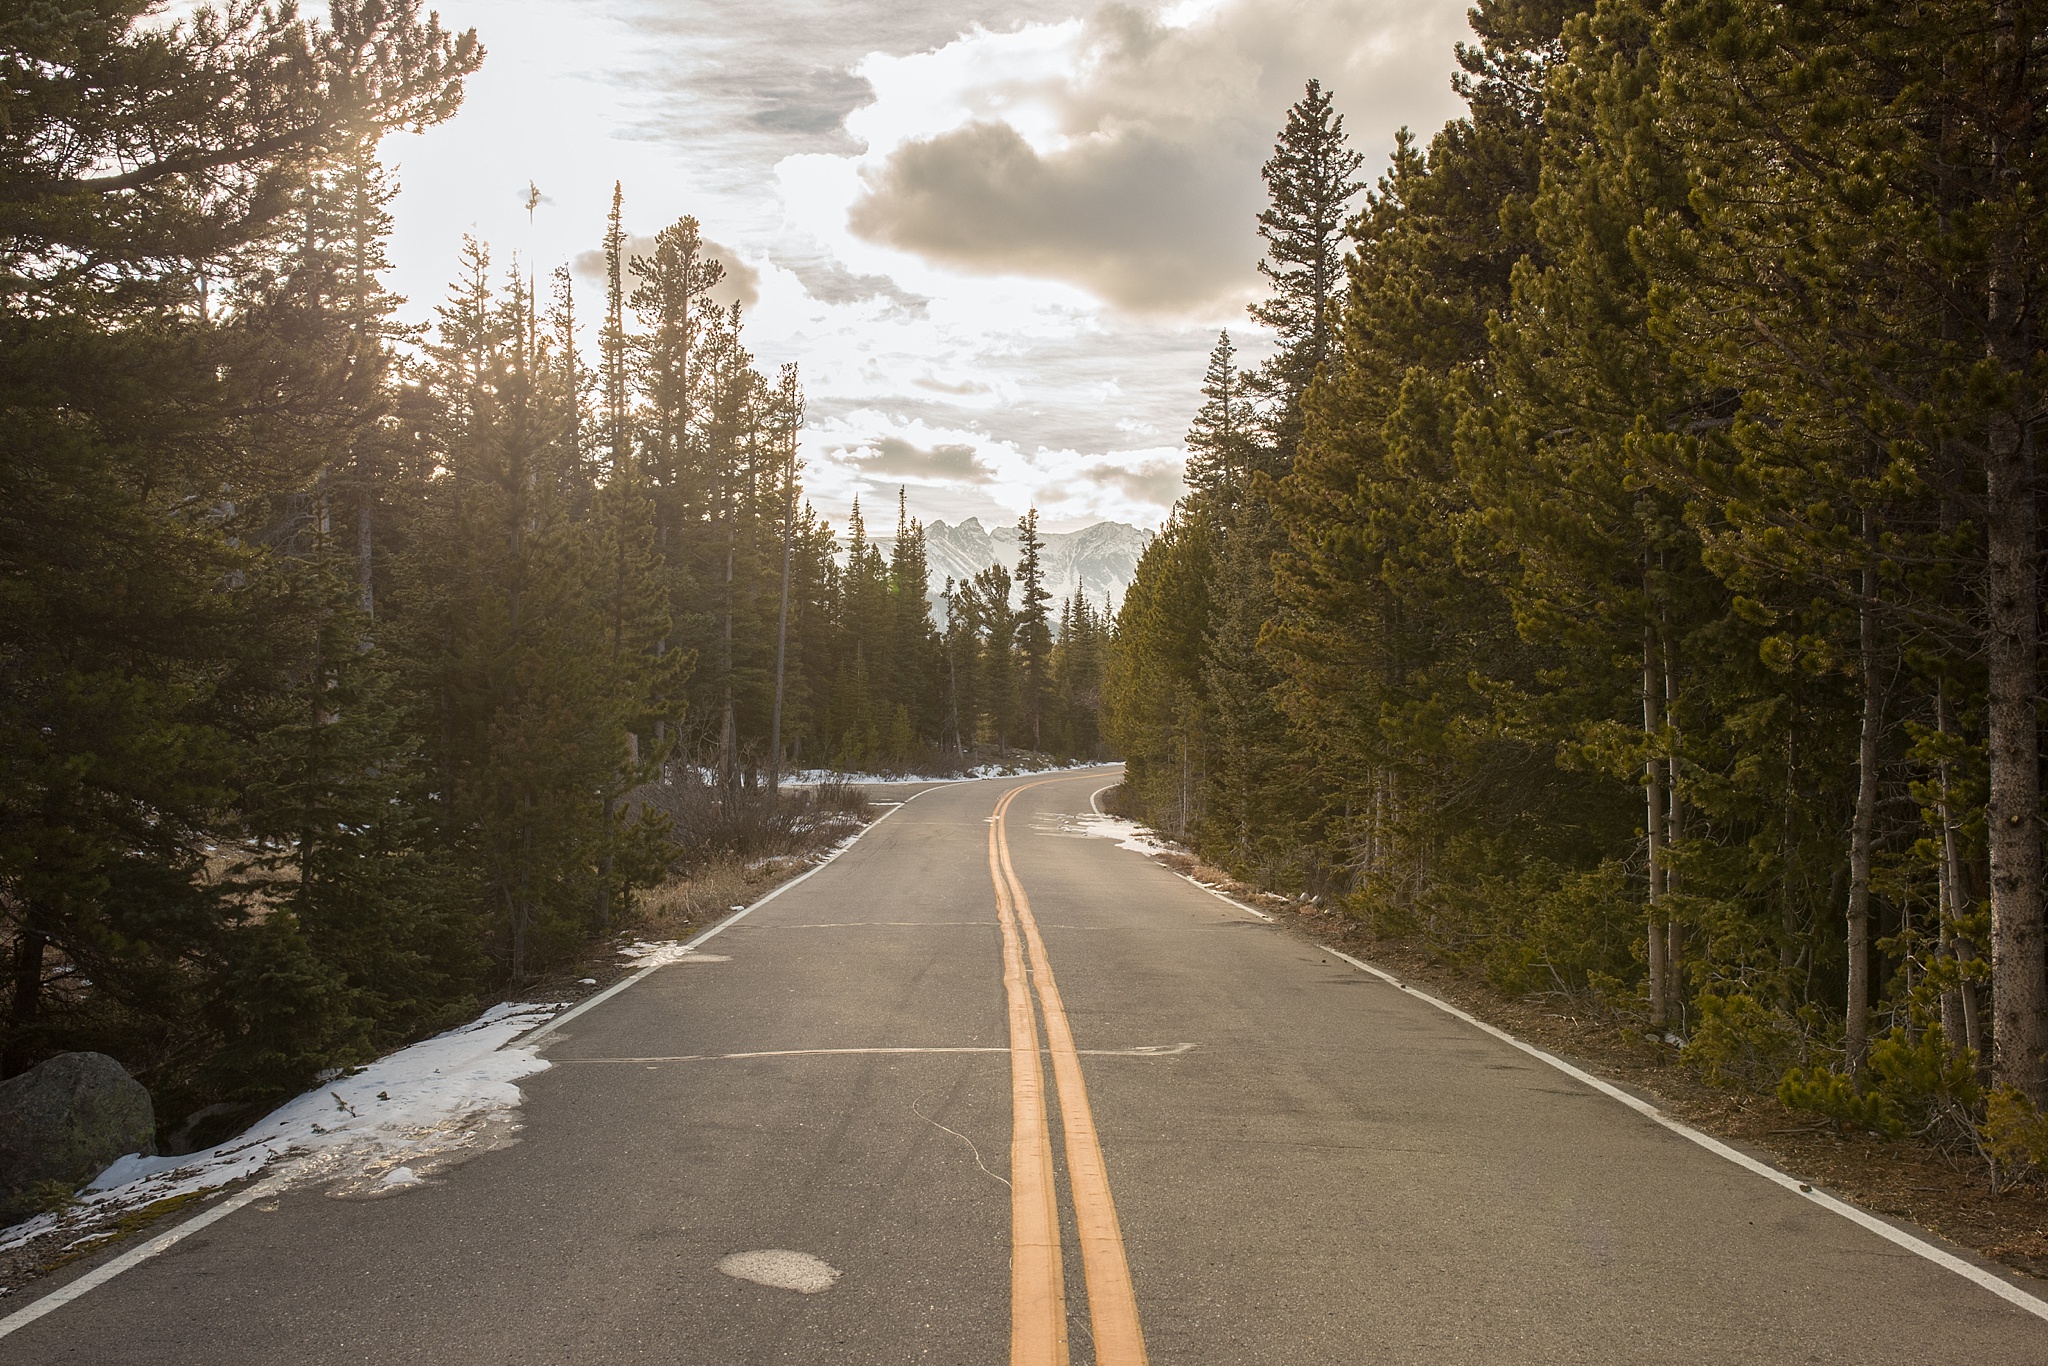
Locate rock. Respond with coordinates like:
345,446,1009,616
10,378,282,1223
0,1052,155,1222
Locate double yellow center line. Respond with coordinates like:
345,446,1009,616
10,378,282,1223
989,780,1148,1366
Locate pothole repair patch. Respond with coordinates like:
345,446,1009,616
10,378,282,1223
717,1249,841,1294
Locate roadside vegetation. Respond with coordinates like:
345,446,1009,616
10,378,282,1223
0,6,1110,1155
1108,3,2048,1197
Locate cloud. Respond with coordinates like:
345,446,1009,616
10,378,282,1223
389,0,1471,531
1079,453,1186,507
854,435,998,482
571,232,762,311
748,66,876,137
842,0,1473,313
612,0,1085,180
781,253,929,310
848,119,1251,310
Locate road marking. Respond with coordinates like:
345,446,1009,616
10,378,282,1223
995,780,1150,1366
0,782,956,1339
1082,780,1275,923
555,1043,1197,1064
514,783,943,1050
1314,944,2048,1325
767,920,999,929
0,1176,286,1341
989,782,1069,1366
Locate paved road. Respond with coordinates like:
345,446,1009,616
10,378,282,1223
6,770,2047,1363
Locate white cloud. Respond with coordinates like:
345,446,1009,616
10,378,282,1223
376,0,1474,531
836,1,1474,312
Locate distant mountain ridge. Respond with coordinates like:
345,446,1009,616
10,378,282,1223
866,518,1148,613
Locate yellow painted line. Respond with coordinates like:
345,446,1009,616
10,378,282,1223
994,781,1150,1366
991,785,1069,1366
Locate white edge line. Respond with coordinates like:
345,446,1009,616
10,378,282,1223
0,780,966,1337
555,1042,1196,1063
0,1176,286,1340
1084,776,1279,925
1158,854,1276,923
1070,785,2047,1317
1184,872,1275,921
1315,942,2048,1324
513,780,946,1049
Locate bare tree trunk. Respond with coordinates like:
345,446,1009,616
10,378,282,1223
1662,618,1684,1024
1644,624,1667,1031
945,640,962,757
1845,560,1881,1074
1984,1,2047,1101
1935,683,1982,1057
356,450,375,618
595,806,613,932
1985,415,2043,1098
768,482,795,798
719,452,739,813
768,367,801,798
510,812,535,984
4,925,46,1079
1937,824,1963,1048
1778,732,1801,998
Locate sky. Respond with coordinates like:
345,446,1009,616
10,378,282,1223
377,0,1478,531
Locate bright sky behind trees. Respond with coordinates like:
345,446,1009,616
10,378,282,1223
378,0,1473,529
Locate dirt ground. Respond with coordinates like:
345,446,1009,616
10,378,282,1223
1145,848,2048,1287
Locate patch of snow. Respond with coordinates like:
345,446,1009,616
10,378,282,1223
780,760,1108,787
618,940,702,969
0,1000,567,1252
717,1249,841,1294
1070,812,1177,859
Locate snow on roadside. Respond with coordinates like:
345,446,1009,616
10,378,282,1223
1071,812,1177,858
617,939,701,969
0,1001,567,1253
0,766,1097,1256
781,759,1110,787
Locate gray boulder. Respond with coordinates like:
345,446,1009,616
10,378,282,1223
0,1052,155,1223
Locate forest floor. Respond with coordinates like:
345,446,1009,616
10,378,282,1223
1144,846,2048,1287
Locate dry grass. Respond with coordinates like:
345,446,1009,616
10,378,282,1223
631,853,816,942
624,777,873,943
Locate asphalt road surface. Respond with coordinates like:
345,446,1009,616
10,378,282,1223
7,769,2047,1363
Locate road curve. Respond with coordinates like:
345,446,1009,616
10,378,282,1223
4,769,2046,1363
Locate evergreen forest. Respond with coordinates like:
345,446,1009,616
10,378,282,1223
0,4,1109,1137
1107,1,2048,1168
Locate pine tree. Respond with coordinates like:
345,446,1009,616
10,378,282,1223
1015,510,1054,751
1050,592,1110,758
0,10,1122,1124
887,491,942,760
600,184,633,478
973,563,1020,755
1185,331,1259,496
0,1,480,1090
1106,510,1217,837
630,214,726,541
941,577,981,758
1247,79,1366,468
